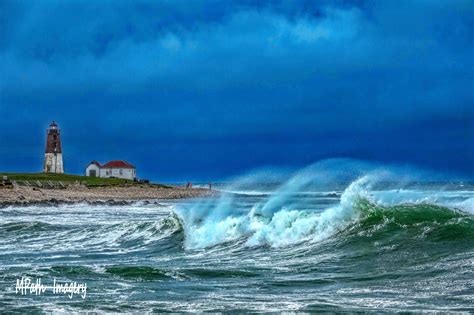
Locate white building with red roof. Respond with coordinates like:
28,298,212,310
85,160,136,180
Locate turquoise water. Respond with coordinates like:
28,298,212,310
1,175,473,312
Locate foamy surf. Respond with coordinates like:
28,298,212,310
2,164,473,313
175,173,473,250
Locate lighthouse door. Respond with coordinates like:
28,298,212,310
89,170,96,177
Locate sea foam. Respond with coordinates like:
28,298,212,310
175,163,473,250
176,174,373,249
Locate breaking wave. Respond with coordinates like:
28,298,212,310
174,173,474,250
2,160,472,313
3,178,472,255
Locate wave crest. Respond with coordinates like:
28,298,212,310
175,175,474,250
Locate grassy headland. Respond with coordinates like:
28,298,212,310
0,173,211,206
0,172,166,187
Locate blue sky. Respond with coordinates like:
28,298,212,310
0,0,473,181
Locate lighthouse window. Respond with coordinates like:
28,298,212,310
53,135,57,140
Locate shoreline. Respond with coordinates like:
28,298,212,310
0,185,213,208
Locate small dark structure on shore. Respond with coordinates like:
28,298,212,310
1,176,13,188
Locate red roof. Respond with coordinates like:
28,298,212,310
101,160,135,169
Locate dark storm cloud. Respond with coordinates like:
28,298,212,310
0,0,472,179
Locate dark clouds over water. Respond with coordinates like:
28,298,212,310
0,0,473,180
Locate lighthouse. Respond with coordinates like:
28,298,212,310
43,121,64,173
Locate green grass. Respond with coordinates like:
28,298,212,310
0,172,134,187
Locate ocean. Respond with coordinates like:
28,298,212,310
1,169,473,312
